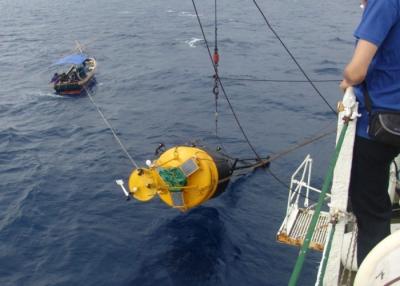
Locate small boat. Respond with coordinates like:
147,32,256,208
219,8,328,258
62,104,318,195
51,53,96,95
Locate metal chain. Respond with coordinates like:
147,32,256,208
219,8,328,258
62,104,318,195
339,219,357,286
213,74,219,138
347,225,358,286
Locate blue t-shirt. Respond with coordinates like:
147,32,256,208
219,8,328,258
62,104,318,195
353,0,400,138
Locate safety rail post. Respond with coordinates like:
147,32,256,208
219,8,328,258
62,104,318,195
288,123,348,286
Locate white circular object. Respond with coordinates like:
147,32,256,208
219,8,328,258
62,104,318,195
354,230,400,286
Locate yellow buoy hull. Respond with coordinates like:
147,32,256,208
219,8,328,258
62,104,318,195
128,146,232,211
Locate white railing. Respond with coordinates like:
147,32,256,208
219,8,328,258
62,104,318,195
286,155,324,218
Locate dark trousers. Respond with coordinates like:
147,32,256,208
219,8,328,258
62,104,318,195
349,136,399,266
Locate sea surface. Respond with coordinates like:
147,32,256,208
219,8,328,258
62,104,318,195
0,0,361,285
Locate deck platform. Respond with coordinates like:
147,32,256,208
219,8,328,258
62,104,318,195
277,208,330,252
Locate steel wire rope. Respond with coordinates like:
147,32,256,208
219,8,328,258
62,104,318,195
222,122,336,203
220,76,341,83
230,162,321,204
220,119,334,163
266,167,291,192
198,125,336,203
85,88,139,168
220,161,318,203
237,123,336,203
251,0,337,115
262,123,336,202
235,126,336,171
191,0,262,161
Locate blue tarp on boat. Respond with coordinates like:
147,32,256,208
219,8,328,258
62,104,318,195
53,53,88,65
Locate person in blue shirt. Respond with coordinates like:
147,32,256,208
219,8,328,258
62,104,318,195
340,0,400,266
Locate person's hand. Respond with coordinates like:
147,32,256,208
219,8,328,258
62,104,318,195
360,0,367,9
340,79,351,93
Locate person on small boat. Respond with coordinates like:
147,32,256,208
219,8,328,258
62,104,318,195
340,0,400,266
69,69,79,82
76,66,86,79
59,73,68,82
50,73,60,83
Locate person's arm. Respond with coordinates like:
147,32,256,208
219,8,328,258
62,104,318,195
340,39,378,91
344,39,378,84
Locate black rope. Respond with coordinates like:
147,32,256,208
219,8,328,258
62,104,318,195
220,76,341,83
268,168,323,204
230,162,320,204
232,161,265,171
252,0,337,115
216,125,336,205
266,168,291,191
191,0,262,161
217,123,335,176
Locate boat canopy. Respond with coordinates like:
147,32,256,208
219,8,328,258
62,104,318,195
53,53,88,66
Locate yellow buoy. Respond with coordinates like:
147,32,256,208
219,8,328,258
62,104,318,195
128,146,232,211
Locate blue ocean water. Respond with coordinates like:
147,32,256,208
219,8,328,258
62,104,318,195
0,0,361,285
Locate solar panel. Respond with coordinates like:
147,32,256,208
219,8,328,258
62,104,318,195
180,158,199,177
